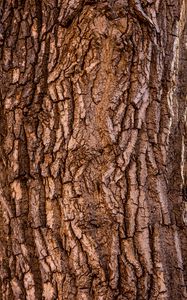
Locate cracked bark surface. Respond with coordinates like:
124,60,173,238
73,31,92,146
0,0,187,299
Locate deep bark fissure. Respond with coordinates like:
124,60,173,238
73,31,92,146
0,0,187,299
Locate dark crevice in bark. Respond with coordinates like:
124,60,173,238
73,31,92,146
0,1,186,299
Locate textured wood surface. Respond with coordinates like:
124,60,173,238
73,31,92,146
0,0,186,299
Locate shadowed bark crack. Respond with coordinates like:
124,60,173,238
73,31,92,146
0,0,186,299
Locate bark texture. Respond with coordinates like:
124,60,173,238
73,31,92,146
0,0,187,299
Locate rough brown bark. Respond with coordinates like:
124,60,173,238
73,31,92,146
0,0,187,299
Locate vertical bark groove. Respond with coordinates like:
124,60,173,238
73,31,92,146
0,0,186,299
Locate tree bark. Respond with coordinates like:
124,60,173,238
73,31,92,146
0,0,187,299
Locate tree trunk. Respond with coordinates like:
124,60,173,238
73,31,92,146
0,0,187,299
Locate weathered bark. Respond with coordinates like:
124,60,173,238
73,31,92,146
0,0,187,299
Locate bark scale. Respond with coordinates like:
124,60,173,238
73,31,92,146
0,0,186,299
